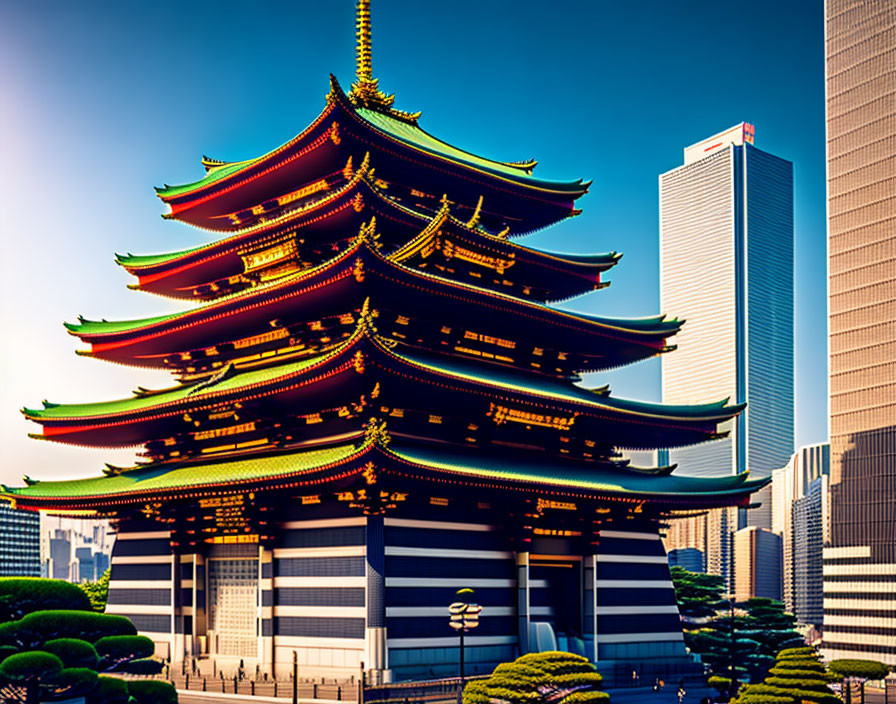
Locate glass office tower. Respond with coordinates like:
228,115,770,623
660,124,794,585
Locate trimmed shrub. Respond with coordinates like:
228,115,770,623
0,579,92,620
464,652,604,704
776,647,817,660
95,635,155,669
780,691,840,704
551,671,605,688
87,674,129,704
0,644,18,663
764,676,832,693
6,611,136,648
127,679,177,704
122,657,164,675
563,691,610,704
0,650,63,683
736,696,794,704
770,660,826,673
41,638,99,669
829,658,891,681
707,675,732,693
47,667,98,700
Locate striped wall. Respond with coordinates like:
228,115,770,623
272,517,368,676
821,549,896,664
383,518,517,680
107,513,692,679
106,527,174,659
592,529,687,662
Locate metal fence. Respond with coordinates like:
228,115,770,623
169,673,360,700
364,676,487,704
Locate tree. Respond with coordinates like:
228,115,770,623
733,647,840,704
0,579,92,621
80,569,110,613
0,596,169,703
670,566,725,621
670,569,803,684
87,675,129,704
128,679,178,704
0,610,136,650
464,651,608,704
95,635,157,672
828,659,891,704
41,638,99,669
0,651,63,704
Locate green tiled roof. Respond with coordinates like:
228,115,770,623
156,158,262,199
354,108,584,192
76,244,674,340
387,345,736,420
116,248,205,268
3,444,359,499
155,78,585,202
34,328,729,424
2,439,765,505
65,312,181,335
26,352,329,420
390,443,766,498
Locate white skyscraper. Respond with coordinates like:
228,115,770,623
660,124,794,583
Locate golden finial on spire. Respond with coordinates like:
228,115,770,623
346,0,421,123
355,0,373,84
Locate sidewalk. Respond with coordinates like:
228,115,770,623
603,685,715,704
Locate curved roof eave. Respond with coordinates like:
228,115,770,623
69,239,680,344
26,325,736,427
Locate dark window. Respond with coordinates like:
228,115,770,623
120,613,171,633
107,588,171,606
385,556,513,579
276,587,365,607
275,557,365,577
278,527,365,549
110,563,171,581
275,617,364,639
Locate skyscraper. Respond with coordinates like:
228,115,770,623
793,476,827,628
660,124,794,586
734,527,783,601
822,0,896,666
0,505,40,577
771,443,830,616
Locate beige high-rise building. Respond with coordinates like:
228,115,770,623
734,527,782,602
822,0,896,666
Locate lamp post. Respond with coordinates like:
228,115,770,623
721,593,737,700
449,588,481,704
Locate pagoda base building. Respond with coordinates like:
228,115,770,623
4,1,766,685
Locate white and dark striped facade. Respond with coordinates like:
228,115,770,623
105,506,691,683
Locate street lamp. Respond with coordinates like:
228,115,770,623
449,588,481,701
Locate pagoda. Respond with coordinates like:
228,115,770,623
4,1,766,684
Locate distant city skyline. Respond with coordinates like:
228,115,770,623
0,1,827,484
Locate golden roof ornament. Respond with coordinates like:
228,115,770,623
347,0,421,123
364,416,391,447
466,195,484,229
358,297,380,334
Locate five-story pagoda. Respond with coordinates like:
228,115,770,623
4,1,766,684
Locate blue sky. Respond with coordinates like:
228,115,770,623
0,1,827,484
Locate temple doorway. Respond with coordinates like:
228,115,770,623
207,545,259,659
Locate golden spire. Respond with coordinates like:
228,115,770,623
349,0,394,111
347,0,420,123
355,0,373,84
